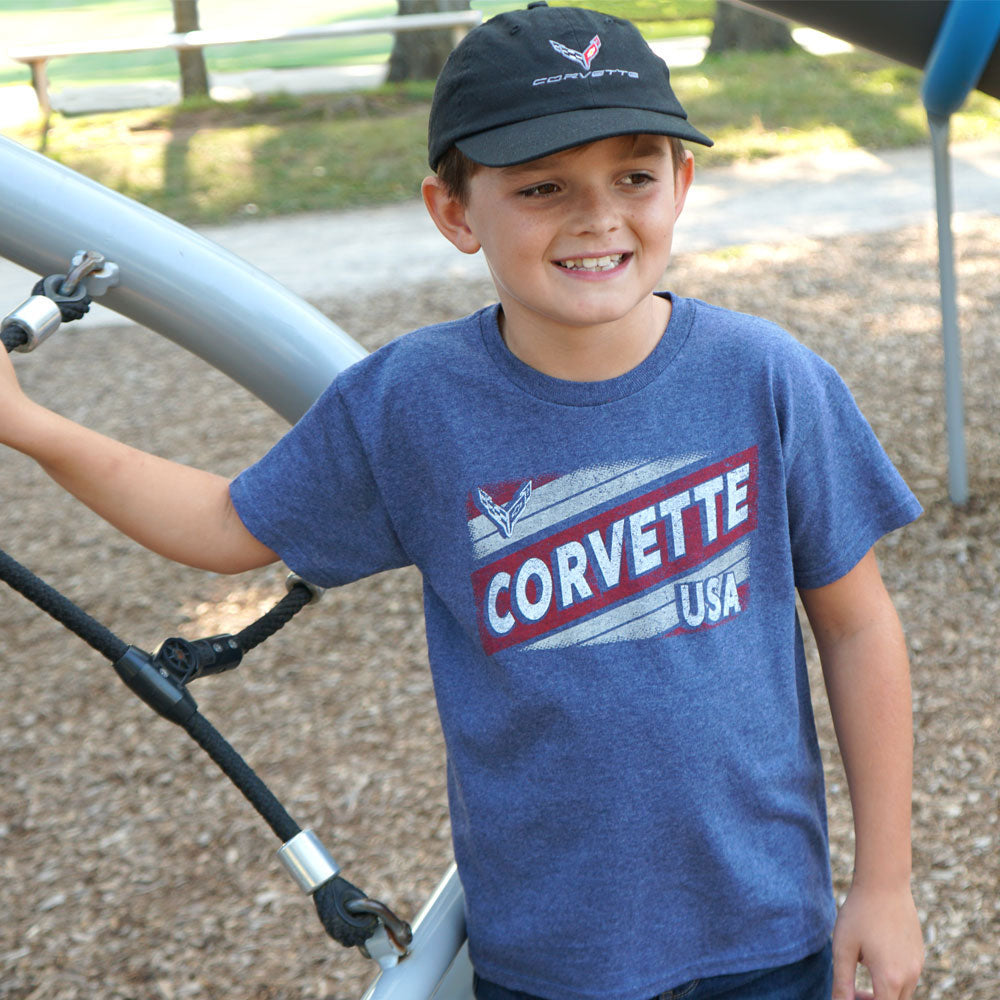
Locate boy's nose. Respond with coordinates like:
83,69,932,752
569,187,621,236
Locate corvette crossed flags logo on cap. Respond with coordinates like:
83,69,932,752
549,34,602,71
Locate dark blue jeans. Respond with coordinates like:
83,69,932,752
473,941,833,1000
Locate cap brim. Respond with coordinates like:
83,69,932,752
455,107,713,167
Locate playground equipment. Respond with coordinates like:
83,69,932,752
1,1,998,996
745,0,1000,502
0,135,473,999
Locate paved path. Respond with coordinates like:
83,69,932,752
196,138,1000,296
1,138,996,328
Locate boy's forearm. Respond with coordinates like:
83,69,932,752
9,398,276,574
805,556,924,999
800,551,916,887
818,614,914,887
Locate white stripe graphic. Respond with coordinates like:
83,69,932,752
470,453,705,561
523,539,751,651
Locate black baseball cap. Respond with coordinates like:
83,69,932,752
427,1,713,170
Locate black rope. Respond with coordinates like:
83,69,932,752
1,276,388,952
182,711,301,842
236,585,313,653
2,324,28,352
0,548,301,839
0,548,128,662
0,546,384,947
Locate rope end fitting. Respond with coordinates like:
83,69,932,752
285,573,324,604
278,828,340,893
2,295,61,353
3,250,119,354
278,829,412,964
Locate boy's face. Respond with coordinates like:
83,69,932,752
424,134,693,352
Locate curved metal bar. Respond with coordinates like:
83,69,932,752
0,134,366,423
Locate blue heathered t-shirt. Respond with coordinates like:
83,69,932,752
230,295,921,1000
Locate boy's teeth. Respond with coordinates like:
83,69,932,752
559,254,624,271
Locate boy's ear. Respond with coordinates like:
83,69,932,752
421,176,482,255
673,149,695,219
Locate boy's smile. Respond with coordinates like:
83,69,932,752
424,134,693,381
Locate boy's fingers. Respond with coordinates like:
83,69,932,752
871,967,919,1000
831,942,859,1000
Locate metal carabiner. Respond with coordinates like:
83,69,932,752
59,249,106,296
347,896,414,954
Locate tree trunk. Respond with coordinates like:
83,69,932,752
172,0,210,100
707,1,795,54
387,0,471,84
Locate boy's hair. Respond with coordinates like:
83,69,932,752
427,2,711,173
436,135,689,205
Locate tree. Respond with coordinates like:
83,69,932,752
172,0,210,100
387,0,471,84
707,0,795,55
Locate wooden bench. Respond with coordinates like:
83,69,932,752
6,10,484,118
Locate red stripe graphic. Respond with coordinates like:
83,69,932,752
472,448,757,654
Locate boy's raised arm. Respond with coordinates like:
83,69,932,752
0,349,277,575
800,549,924,1000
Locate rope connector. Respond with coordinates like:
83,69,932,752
154,633,244,685
286,573,324,604
278,831,413,961
2,250,119,354
112,646,199,727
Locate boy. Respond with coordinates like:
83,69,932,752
0,4,924,999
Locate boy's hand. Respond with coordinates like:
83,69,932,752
0,344,33,441
832,881,923,1000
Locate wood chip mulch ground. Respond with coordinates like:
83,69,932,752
1,215,997,999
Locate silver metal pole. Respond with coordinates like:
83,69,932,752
0,135,365,423
927,113,968,505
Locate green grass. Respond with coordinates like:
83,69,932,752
3,45,997,227
44,88,438,223
0,1,712,88
676,47,1000,164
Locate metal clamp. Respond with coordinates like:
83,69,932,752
277,829,340,894
350,897,414,960
2,295,62,353
69,250,120,297
60,249,105,295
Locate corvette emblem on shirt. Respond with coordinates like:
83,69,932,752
477,481,533,539
467,449,758,655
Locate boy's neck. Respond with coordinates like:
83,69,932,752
497,293,671,383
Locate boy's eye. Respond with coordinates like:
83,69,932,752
518,182,560,198
620,172,655,188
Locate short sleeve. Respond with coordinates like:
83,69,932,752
229,380,410,588
784,359,921,590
